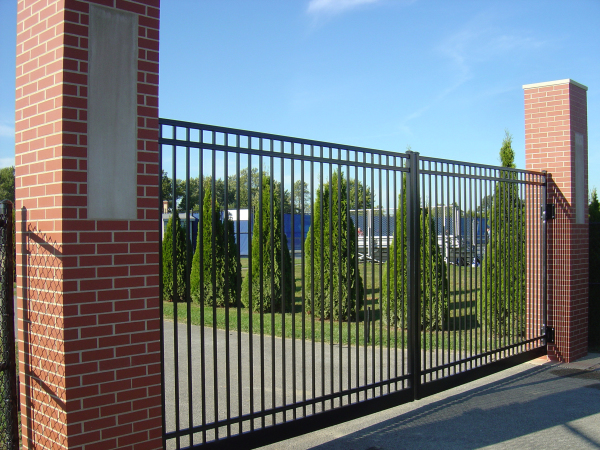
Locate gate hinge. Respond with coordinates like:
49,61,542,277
543,326,555,344
541,204,555,222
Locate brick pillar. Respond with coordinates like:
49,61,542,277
15,1,161,448
524,79,588,362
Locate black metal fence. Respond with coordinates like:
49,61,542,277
0,200,18,449
158,119,548,449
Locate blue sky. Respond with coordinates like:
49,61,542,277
1,0,598,192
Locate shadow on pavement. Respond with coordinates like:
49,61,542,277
304,364,600,450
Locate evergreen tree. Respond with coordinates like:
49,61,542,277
0,166,15,204
241,176,294,313
483,131,526,337
590,188,600,222
190,183,241,307
304,170,364,320
589,188,600,347
381,175,448,330
162,209,189,302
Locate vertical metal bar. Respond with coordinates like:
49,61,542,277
310,145,316,414
301,148,307,419
270,146,276,424
433,162,447,378
378,163,383,394
184,134,194,444
420,160,426,380
519,177,525,348
247,151,255,431
199,144,206,443
502,168,507,351
1,200,18,448
211,142,219,440
279,143,287,423
385,160,391,392
258,149,265,429
337,161,343,404
476,167,481,364
468,167,473,367
320,146,325,410
399,161,405,387
542,171,548,344
235,146,243,434
456,165,462,368
171,142,181,449
354,158,360,399
158,126,167,449
506,170,512,351
427,161,433,380
370,154,376,398
290,149,296,421
328,157,333,409
407,150,421,400
494,167,501,352
483,169,488,358
433,163,438,377
345,155,352,404
393,163,399,388
223,149,231,437
439,167,447,376
512,174,517,350
449,166,456,374
362,159,367,398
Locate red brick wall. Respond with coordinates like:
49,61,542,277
15,1,162,448
524,80,589,362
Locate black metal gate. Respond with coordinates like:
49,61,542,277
158,119,548,449
0,200,18,450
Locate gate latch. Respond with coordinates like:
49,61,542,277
544,326,555,344
541,204,555,222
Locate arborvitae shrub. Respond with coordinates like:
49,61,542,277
381,176,448,330
483,174,525,337
304,170,363,321
190,184,241,307
162,209,189,302
483,132,526,338
241,176,294,313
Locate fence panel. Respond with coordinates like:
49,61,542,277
416,157,547,397
0,200,18,449
158,119,548,449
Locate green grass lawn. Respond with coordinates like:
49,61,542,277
163,260,511,352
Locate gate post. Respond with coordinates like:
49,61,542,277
15,1,161,448
406,151,421,399
523,79,589,362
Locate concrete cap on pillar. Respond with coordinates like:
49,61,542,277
523,79,588,91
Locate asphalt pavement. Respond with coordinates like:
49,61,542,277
258,353,600,450
163,321,600,449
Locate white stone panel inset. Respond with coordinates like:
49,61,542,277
575,132,585,225
88,5,138,220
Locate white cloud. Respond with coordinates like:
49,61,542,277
398,78,468,134
405,14,548,135
307,0,381,15
437,16,548,80
0,157,14,169
0,123,13,137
